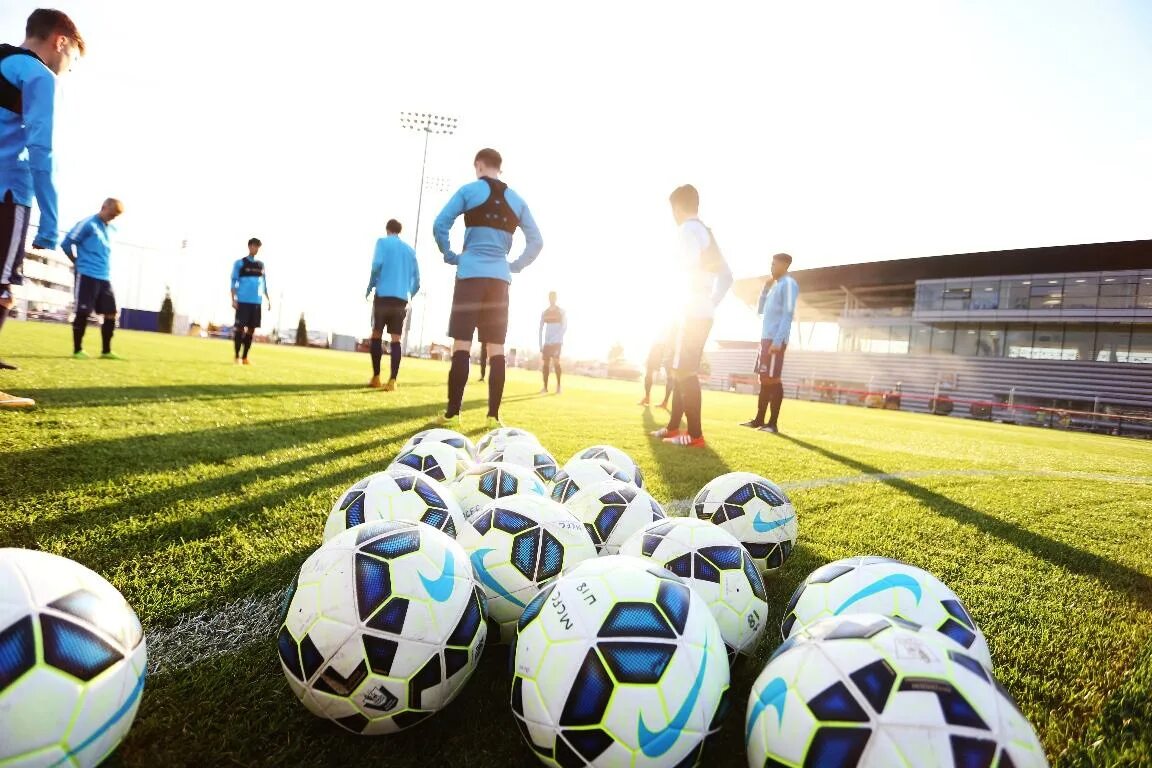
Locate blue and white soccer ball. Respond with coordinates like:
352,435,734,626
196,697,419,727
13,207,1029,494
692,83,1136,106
563,479,667,556
550,459,633,505
512,555,730,768
392,440,471,484
480,443,560,486
620,517,769,660
324,469,470,543
691,472,798,574
451,461,549,519
278,520,488,734
569,445,644,489
745,614,1047,767
781,556,994,670
401,428,478,463
466,495,597,644
0,548,147,767
476,427,542,457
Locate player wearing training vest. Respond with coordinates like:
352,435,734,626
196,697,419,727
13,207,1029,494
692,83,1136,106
365,218,419,390
539,291,566,394
433,148,543,429
230,238,270,365
742,253,799,433
62,198,124,359
650,184,732,448
0,9,84,407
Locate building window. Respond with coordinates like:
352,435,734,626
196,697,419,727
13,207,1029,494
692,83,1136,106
1029,279,1063,310
953,325,980,356
970,280,1000,310
1138,274,1152,311
930,325,955,355
1095,326,1131,362
1062,325,1096,361
1028,324,1070,359
1124,325,1152,364
916,284,944,311
1099,275,1138,310
977,324,1004,357
889,325,911,354
942,281,971,311
1006,326,1035,358
910,325,932,355
1000,279,1031,310
1063,276,1099,310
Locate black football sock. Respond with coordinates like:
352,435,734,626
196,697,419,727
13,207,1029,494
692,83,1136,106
683,376,703,438
542,358,550,389
370,338,383,376
768,382,785,427
72,313,89,353
101,317,115,354
488,355,506,419
241,332,254,359
446,350,469,417
233,328,243,357
555,362,562,388
479,352,487,380
643,371,653,399
389,341,401,380
0,310,6,333
666,379,684,432
755,378,771,424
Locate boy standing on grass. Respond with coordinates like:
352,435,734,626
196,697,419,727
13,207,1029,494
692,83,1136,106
230,237,270,365
740,253,798,433
365,218,419,390
539,290,566,394
0,9,85,407
62,198,124,359
649,184,732,448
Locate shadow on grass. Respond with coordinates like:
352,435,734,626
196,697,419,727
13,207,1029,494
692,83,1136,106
778,433,1152,612
641,405,732,502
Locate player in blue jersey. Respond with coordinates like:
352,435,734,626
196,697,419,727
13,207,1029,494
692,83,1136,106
365,218,419,390
61,198,124,359
539,291,566,394
433,148,543,428
230,238,270,365
650,184,732,448
742,253,799,433
0,9,84,406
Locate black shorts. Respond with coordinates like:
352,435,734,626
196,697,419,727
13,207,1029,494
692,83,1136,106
670,318,713,375
1,191,31,288
756,341,787,378
542,343,562,359
447,278,509,345
235,302,262,329
74,275,117,315
373,297,408,335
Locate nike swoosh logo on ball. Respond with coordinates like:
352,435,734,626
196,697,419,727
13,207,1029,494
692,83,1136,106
419,550,456,603
752,512,795,533
638,637,710,757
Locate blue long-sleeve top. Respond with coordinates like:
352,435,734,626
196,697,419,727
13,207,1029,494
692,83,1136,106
758,274,799,344
433,178,542,282
367,234,420,300
61,215,113,280
0,47,59,248
231,256,269,304
539,305,567,347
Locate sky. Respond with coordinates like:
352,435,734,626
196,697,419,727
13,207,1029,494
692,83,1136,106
4,0,1151,360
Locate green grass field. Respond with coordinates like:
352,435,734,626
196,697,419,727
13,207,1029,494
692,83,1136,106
2,321,1151,767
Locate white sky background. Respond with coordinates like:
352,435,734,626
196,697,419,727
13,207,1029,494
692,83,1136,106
4,0,1151,360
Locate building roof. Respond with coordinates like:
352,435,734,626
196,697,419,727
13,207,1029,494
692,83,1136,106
733,238,1152,312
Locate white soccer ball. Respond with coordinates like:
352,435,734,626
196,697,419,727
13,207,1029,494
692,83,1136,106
278,520,487,734
690,472,797,574
400,428,478,462
551,459,634,504
451,462,549,520
563,479,667,556
391,440,471,484
466,495,597,644
476,427,542,457
0,548,147,767
745,614,1047,768
324,469,470,543
569,445,644,488
479,443,560,486
781,556,994,669
620,517,769,660
512,555,730,768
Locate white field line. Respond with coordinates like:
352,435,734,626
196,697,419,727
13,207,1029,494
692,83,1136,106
144,468,1152,676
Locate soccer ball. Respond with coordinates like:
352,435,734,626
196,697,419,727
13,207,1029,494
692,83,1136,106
570,445,644,488
476,427,542,457
401,428,477,462
512,555,730,768
324,469,470,543
745,614,1046,767
550,459,633,504
278,520,488,734
781,556,994,670
466,495,597,644
0,548,147,767
391,440,471,484
480,443,560,486
451,462,549,519
563,479,667,556
619,517,768,660
690,472,797,574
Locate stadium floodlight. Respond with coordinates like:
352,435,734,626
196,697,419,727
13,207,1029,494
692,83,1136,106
399,111,458,355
